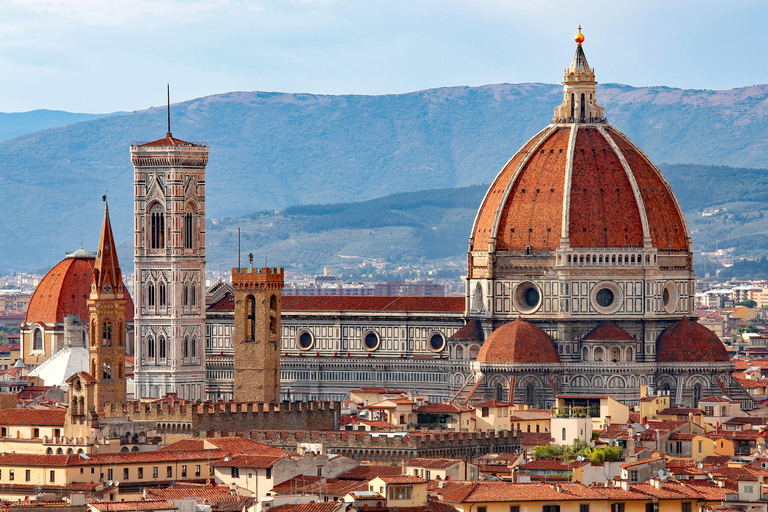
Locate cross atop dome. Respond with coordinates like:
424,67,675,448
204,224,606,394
553,26,606,123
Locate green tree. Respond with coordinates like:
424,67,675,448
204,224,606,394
736,299,757,308
533,444,566,460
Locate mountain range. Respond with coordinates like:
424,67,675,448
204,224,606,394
5,82,768,272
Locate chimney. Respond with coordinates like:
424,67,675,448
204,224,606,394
620,480,629,491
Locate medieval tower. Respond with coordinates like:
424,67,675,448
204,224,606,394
87,202,128,410
132,128,209,401
231,267,284,402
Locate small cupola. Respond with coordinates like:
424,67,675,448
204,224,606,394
553,26,605,123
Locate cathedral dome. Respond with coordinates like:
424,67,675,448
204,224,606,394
25,250,134,325
469,37,689,257
476,318,560,364
656,318,729,363
470,123,689,253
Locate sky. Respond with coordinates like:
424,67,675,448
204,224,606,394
0,0,766,113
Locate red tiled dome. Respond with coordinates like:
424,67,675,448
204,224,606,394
656,318,729,363
25,251,134,324
470,124,689,253
476,319,560,364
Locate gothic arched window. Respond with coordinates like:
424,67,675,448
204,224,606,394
150,205,165,250
190,338,196,359
159,282,166,307
183,337,189,358
147,336,155,359
147,282,155,307
33,329,43,351
580,92,586,119
159,336,166,359
190,284,196,307
183,284,189,306
183,205,194,250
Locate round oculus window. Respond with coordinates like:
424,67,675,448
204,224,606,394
513,282,542,314
364,332,380,350
429,333,445,352
590,281,623,314
524,288,539,308
662,281,679,314
596,288,614,308
297,331,314,350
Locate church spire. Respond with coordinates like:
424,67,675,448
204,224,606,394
91,200,123,299
553,26,605,123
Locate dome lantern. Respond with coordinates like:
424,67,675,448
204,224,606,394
554,27,605,123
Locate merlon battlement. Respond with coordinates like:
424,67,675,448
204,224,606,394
231,267,284,289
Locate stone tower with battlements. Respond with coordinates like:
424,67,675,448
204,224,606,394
87,202,128,410
132,132,209,401
231,267,284,402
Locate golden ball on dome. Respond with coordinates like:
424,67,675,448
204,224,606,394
575,32,585,45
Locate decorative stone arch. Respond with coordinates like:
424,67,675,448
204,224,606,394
610,346,621,363
593,346,605,362
656,375,677,404
570,375,589,388
608,376,626,388
488,375,508,401
625,346,633,362
454,374,465,386
582,346,590,361
592,375,604,388
685,375,709,407
468,344,480,359
639,375,648,386
517,376,542,406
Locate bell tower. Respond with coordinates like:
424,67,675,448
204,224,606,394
87,202,128,411
231,267,284,403
132,126,209,401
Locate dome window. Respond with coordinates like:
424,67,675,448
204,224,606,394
662,281,679,314
296,331,314,350
591,282,624,315
513,282,542,314
428,333,445,352
596,288,614,307
363,331,380,351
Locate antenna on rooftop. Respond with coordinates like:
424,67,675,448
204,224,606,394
166,83,172,137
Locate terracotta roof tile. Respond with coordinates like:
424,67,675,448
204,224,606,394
477,319,559,364
25,255,134,325
582,322,635,342
338,465,402,481
146,483,257,512
0,408,66,426
657,319,729,363
412,403,471,414
448,320,484,342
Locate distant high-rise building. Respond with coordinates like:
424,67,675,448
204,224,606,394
132,131,209,400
